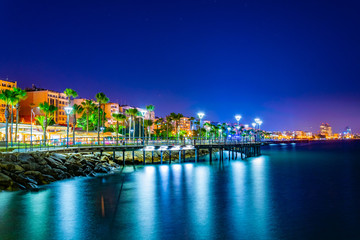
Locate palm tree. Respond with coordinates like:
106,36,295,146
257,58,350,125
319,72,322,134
112,113,126,145
72,104,84,145
169,113,183,139
0,89,13,148
64,88,78,105
144,119,153,139
81,99,96,133
146,105,155,139
13,88,27,143
37,101,58,145
125,108,139,141
165,115,172,139
95,93,109,144
8,90,18,146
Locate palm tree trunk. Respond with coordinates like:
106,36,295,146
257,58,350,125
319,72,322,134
116,121,119,145
73,114,76,145
97,106,100,145
10,105,14,146
43,117,47,146
4,105,9,149
128,118,132,142
86,112,89,133
15,104,19,143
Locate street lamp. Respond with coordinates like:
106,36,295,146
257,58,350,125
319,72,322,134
30,107,36,149
140,109,147,140
235,115,242,124
219,129,222,141
64,106,73,148
197,112,205,141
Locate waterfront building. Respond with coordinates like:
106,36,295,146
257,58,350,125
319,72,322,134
104,102,123,126
320,123,332,138
178,117,191,132
0,79,17,123
19,85,67,125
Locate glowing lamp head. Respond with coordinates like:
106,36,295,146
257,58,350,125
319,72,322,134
235,115,242,122
255,118,261,124
244,124,249,129
197,112,205,119
140,109,147,117
258,120,263,126
64,106,73,115
227,127,231,131
219,129,222,133
252,123,256,128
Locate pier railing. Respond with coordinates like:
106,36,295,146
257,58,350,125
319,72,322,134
0,136,260,153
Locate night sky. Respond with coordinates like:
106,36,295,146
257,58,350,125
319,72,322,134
1,0,359,133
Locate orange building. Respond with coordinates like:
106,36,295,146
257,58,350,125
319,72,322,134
19,85,67,125
178,117,191,132
104,102,123,126
0,79,17,122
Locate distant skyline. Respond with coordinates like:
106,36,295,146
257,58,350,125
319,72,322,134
1,0,359,133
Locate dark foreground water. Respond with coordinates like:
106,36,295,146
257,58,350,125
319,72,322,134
1,141,360,240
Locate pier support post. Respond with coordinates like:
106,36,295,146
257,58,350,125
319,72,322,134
209,148,212,164
179,150,181,163
132,151,135,166
161,151,163,164
143,150,146,165
123,150,125,166
169,151,172,164
152,151,154,164
196,148,199,162
113,150,116,162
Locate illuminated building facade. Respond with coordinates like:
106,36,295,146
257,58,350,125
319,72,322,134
0,79,17,123
179,117,191,132
320,123,332,138
19,85,67,125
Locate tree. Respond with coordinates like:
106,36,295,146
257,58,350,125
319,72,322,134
81,99,96,133
169,113,183,139
125,108,139,141
0,89,13,148
95,93,109,144
146,105,155,139
12,88,27,143
144,119,153,138
8,90,18,146
37,101,58,145
72,104,84,144
64,88,78,105
112,113,126,145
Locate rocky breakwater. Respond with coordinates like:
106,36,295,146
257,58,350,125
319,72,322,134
0,152,120,191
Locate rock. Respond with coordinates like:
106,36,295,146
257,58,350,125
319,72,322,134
0,172,12,187
17,153,35,163
20,162,41,171
46,157,67,171
0,162,25,172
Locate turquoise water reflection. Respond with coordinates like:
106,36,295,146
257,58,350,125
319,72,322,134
1,141,360,239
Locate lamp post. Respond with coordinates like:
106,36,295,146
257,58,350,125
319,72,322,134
140,109,147,141
252,123,257,142
197,112,204,142
64,106,73,148
30,107,36,149
219,129,222,142
197,112,204,137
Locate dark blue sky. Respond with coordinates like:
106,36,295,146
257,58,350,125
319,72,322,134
1,0,359,133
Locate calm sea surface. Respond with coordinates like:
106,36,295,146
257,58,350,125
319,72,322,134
1,141,360,240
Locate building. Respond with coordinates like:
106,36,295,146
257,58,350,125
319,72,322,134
0,79,17,123
320,123,332,138
19,85,68,125
104,102,123,126
178,117,191,132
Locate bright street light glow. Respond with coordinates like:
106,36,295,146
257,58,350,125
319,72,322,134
64,106,73,115
235,115,242,122
140,109,147,116
252,123,256,128
245,124,249,129
197,112,205,119
255,118,261,124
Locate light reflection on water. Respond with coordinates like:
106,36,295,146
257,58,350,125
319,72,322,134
1,142,360,240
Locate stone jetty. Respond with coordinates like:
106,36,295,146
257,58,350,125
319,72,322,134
0,149,212,191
